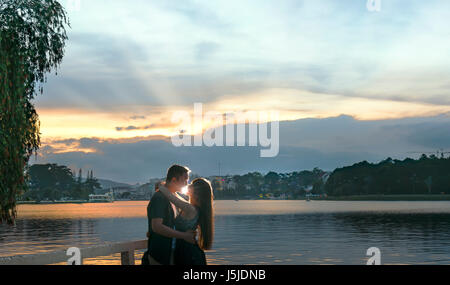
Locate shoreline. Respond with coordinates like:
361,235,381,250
17,194,450,205
315,194,450,201
217,194,450,201
17,200,107,205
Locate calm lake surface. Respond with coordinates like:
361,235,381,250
1,200,450,265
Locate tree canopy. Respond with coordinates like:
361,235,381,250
0,0,69,224
24,164,101,201
325,156,450,196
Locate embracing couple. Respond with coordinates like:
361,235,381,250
144,164,214,265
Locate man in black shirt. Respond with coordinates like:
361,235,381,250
146,164,195,265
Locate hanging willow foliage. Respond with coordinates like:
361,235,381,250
0,0,69,224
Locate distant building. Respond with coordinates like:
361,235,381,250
226,179,237,190
112,186,133,196
89,192,113,202
209,176,225,191
134,182,155,200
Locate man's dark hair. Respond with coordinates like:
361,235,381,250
165,164,190,184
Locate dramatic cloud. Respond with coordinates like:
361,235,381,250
115,121,175,132
33,114,450,183
129,115,146,120
28,1,450,183
34,0,450,111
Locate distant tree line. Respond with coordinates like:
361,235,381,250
212,155,450,199
212,168,327,199
22,155,449,202
21,164,101,201
325,155,450,196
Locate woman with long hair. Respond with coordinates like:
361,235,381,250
158,177,214,265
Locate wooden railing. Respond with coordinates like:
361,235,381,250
0,239,147,265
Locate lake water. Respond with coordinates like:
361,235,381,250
1,200,450,265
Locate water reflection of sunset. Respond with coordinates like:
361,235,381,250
5,201,450,265
17,201,148,219
17,200,450,220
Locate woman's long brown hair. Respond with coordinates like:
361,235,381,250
192,178,214,250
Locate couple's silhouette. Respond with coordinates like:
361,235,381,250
143,165,214,265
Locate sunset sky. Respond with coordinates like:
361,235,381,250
32,0,450,182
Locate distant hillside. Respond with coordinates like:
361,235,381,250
95,178,133,189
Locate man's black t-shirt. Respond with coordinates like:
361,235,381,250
147,191,176,265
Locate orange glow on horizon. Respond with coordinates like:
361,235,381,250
36,88,450,154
